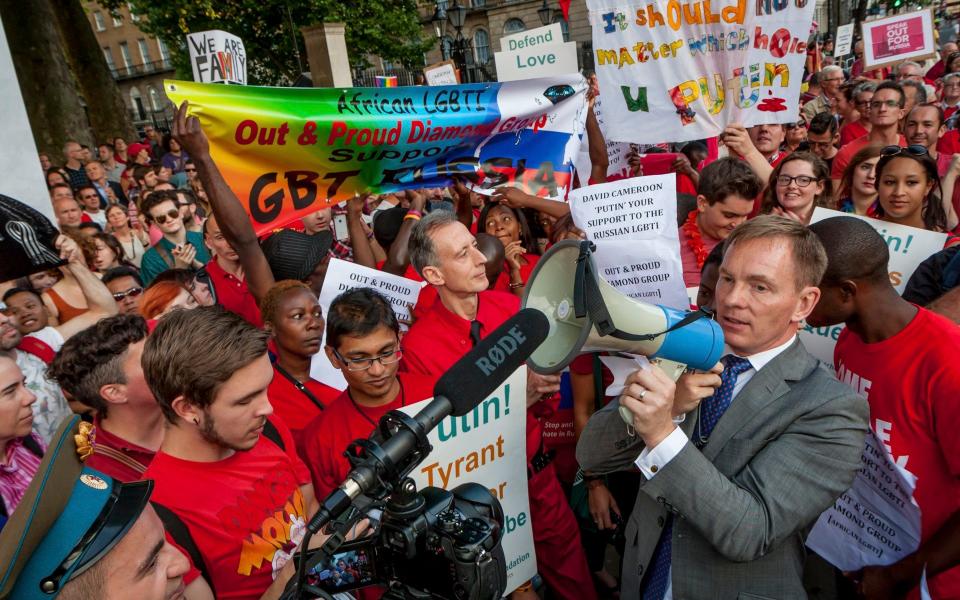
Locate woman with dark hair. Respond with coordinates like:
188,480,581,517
874,145,957,244
478,202,541,297
836,144,882,215
45,168,70,188
91,232,133,273
761,151,833,225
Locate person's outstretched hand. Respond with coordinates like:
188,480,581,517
172,101,210,160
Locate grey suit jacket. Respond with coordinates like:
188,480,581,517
576,339,869,600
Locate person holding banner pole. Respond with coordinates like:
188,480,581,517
807,216,960,599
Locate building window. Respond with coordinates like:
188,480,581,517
112,14,123,27
128,3,140,21
137,38,151,64
93,11,106,32
119,42,133,68
147,86,162,111
441,36,454,60
157,38,171,67
473,0,486,6
102,47,116,71
503,18,525,35
474,29,490,64
130,87,145,120
554,15,570,41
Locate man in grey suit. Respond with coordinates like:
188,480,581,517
577,216,869,600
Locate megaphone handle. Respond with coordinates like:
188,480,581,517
616,358,689,429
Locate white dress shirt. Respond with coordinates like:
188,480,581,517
632,335,797,600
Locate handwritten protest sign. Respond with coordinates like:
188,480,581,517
402,368,535,593
587,0,814,143
573,95,632,181
186,30,247,85
862,9,936,70
569,174,688,309
799,208,946,364
424,60,459,86
310,258,422,390
834,23,855,57
166,76,586,234
806,430,921,571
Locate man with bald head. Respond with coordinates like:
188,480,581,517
62,140,90,189
50,184,85,228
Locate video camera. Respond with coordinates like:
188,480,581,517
283,309,549,600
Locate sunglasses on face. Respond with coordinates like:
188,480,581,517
152,209,181,225
112,287,143,301
786,121,807,129
880,144,929,157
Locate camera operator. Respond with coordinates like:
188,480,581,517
300,287,434,498
400,210,595,600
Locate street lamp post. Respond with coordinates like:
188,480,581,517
433,0,474,83
538,0,554,26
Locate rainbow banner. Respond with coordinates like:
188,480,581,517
165,76,587,235
374,75,398,88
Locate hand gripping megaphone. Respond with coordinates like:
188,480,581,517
522,240,724,373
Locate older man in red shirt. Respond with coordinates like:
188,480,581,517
400,210,596,600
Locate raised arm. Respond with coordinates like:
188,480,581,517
585,104,609,184
171,102,276,303
722,124,773,184
54,236,118,341
346,194,376,268
491,186,570,220
383,190,427,276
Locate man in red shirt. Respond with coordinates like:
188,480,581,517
301,288,433,498
48,314,159,482
831,82,908,190
204,214,262,327
141,306,320,600
807,216,960,599
678,158,761,288
400,210,596,600
905,105,952,177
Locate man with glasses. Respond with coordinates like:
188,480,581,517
103,267,144,315
840,81,876,147
942,73,960,121
802,65,844,122
301,288,433,497
75,185,107,228
139,190,210,285
831,81,908,190
806,112,839,170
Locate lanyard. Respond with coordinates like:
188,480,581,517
274,364,326,411
348,380,406,428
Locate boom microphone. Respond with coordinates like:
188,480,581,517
308,308,549,533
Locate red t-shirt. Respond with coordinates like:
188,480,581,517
206,259,262,328
301,374,435,498
832,133,907,180
266,366,341,455
88,416,155,483
143,417,311,600
678,220,721,289
839,121,869,148
939,130,960,157
493,253,540,293
834,308,960,598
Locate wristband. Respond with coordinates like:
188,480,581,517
509,281,524,289
406,209,423,218
403,213,421,222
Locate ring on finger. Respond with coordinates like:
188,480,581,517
638,387,647,400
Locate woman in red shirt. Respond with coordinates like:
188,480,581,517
478,202,541,297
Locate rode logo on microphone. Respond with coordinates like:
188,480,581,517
475,326,527,376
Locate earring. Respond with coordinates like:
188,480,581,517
193,418,199,425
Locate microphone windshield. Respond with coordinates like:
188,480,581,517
433,309,549,416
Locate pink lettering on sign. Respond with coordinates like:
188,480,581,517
872,16,925,60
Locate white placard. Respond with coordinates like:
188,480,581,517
799,208,946,364
569,174,688,309
500,23,565,52
573,94,633,182
806,430,921,571
402,368,535,594
310,259,423,390
834,23,855,57
495,42,579,82
187,30,247,84
424,60,459,86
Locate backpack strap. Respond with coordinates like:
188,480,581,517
151,502,216,598
261,419,286,452
17,337,55,365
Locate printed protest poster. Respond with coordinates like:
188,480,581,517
402,368,536,593
495,42,579,82
587,0,815,143
500,23,565,52
799,208,945,364
310,258,422,390
166,75,586,234
806,430,921,571
186,30,247,84
834,23,855,57
573,95,633,181
569,174,689,309
862,9,936,70
424,60,459,86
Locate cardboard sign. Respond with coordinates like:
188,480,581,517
495,41,579,82
423,60,459,86
310,258,423,390
573,95,633,182
799,208,946,364
862,9,936,70
569,175,688,309
186,30,247,84
587,0,815,143
402,368,536,593
500,23,565,52
834,23,855,57
806,430,921,571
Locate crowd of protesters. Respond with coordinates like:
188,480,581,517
0,26,959,600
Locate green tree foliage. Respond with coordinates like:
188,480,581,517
104,0,432,85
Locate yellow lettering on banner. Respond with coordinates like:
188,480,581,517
597,49,619,66
419,434,507,488
635,0,746,30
